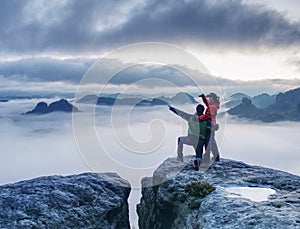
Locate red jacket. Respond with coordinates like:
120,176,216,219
197,95,220,125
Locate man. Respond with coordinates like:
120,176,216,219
169,104,210,171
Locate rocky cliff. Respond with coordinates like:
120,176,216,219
228,87,300,122
137,157,300,229
25,99,80,114
0,173,130,229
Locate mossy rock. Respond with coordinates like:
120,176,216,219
184,181,216,198
186,197,200,209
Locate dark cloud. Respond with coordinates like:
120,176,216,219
0,57,299,98
109,64,202,87
0,0,299,56
0,58,93,82
108,0,300,47
0,0,137,55
0,57,237,86
0,57,208,86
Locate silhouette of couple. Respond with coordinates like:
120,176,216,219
169,93,220,171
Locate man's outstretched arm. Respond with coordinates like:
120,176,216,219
169,106,192,121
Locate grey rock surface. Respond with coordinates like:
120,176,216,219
137,156,300,229
0,173,131,229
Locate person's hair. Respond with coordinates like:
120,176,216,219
196,104,205,115
207,92,219,103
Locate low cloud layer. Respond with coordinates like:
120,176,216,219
1,89,299,228
0,57,92,83
0,0,299,56
222,119,300,175
1,57,299,97
1,100,300,185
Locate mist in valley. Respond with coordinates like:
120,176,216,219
1,99,300,228
1,99,299,184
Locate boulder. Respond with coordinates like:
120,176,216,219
137,157,300,229
0,173,131,229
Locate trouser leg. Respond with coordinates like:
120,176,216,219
204,130,211,149
211,141,219,160
177,137,184,161
177,135,200,161
210,133,220,161
195,138,205,159
203,130,211,161
177,136,193,161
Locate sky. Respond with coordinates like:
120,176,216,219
0,0,300,96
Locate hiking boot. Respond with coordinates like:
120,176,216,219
194,158,200,171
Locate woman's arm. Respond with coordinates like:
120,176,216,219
197,94,211,120
201,94,209,107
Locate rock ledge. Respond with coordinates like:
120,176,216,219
138,157,300,229
0,173,130,229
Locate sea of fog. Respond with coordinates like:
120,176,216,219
1,99,300,228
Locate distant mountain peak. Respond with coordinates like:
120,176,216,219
25,99,79,115
76,92,197,106
228,87,300,122
230,92,250,99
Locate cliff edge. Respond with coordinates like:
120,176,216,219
137,157,300,229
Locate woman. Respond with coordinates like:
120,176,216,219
197,93,220,162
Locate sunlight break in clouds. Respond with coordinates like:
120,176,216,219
189,49,300,80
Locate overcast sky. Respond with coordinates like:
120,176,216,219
0,0,299,95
